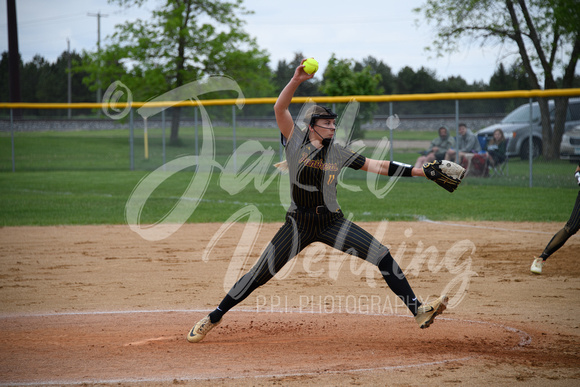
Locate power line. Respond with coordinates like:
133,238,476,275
14,12,86,27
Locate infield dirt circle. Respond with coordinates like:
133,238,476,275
0,221,579,386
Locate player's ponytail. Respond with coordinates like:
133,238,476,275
274,160,289,173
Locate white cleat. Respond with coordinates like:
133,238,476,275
530,257,544,275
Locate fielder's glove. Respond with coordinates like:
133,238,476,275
423,160,466,193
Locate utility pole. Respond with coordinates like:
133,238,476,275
87,11,108,107
7,0,21,118
67,38,72,119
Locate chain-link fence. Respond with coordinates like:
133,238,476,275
1,90,579,188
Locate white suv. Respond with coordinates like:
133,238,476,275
560,124,580,162
476,98,580,160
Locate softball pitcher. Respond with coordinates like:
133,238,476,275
187,59,465,343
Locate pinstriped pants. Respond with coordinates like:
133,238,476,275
225,210,417,312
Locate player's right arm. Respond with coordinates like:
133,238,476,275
274,59,315,140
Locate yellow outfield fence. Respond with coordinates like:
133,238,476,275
1,88,580,110
2,88,580,187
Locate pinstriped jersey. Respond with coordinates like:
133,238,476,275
283,127,366,212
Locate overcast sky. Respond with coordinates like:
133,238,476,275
1,0,518,84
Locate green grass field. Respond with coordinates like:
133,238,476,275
1,170,577,226
1,127,578,226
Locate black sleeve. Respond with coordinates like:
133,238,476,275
339,146,366,170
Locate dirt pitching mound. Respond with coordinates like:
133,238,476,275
0,310,542,385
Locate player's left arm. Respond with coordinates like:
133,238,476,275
361,158,424,177
362,158,466,193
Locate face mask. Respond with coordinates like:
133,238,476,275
321,137,333,147
311,125,334,147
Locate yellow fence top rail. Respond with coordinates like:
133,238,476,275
1,88,579,109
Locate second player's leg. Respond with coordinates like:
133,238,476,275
540,191,580,260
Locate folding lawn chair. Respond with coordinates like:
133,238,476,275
477,135,509,177
489,140,509,177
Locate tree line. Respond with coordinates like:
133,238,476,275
1,0,578,155
0,51,94,115
2,49,566,116
2,48,577,143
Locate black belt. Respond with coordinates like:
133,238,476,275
295,206,340,215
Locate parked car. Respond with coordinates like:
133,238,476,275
476,98,580,160
560,124,580,162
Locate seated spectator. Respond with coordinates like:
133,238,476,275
444,123,481,162
445,123,484,176
484,128,507,167
414,126,455,168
